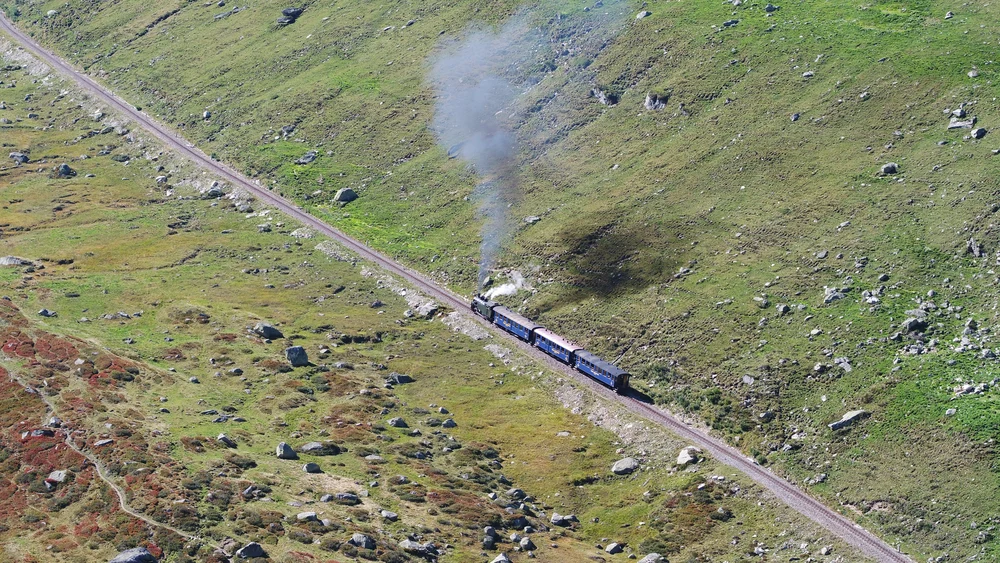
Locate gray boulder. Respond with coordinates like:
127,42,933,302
295,150,318,164
55,163,76,178
350,532,375,550
398,539,434,555
638,554,666,563
285,346,309,367
550,512,576,526
972,127,988,139
492,555,512,563
334,188,358,202
677,446,701,467
38,309,57,318
386,372,414,385
217,434,237,448
303,462,322,473
8,152,28,164
880,162,899,175
301,441,340,455
109,547,157,563
252,321,283,340
519,537,536,550
828,409,869,430
388,417,408,428
381,509,399,521
276,442,298,459
612,457,639,475
605,542,624,554
235,542,266,559
644,92,667,110
901,317,928,333
636,10,652,19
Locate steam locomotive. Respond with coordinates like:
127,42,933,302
471,296,630,393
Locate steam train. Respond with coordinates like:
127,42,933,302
471,296,630,393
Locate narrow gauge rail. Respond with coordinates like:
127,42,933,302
471,295,630,393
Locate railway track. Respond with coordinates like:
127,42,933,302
0,12,911,562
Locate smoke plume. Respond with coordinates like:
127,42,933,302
430,17,537,290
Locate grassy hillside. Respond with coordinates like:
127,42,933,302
3,0,1000,559
0,38,867,562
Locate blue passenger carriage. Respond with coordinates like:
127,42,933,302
574,350,630,394
491,306,540,342
533,328,581,364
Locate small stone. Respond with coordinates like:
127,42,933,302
945,408,957,416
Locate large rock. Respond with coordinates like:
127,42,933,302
295,150,317,164
109,547,157,563
550,513,577,526
349,532,375,550
644,92,667,110
901,317,928,333
303,462,322,473
8,152,28,164
519,537,536,551
252,322,283,340
386,372,414,385
235,542,267,558
605,542,624,554
880,162,899,175
611,457,639,475
285,346,309,367
217,434,237,448
276,442,298,459
828,409,869,430
398,539,434,555
55,163,76,178
301,441,341,455
388,417,408,428
492,555,512,563
677,446,701,467
334,188,358,202
638,554,666,563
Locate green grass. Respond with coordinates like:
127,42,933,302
0,51,872,561
4,0,1000,558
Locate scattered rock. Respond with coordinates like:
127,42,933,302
301,441,340,455
765,3,779,12
946,408,957,416
550,513,577,526
677,446,701,467
398,539,434,555
188,377,200,384
55,163,76,178
295,150,318,164
949,116,976,129
901,317,928,333
386,372,414,385
828,409,869,430
968,237,984,258
235,542,267,559
492,555,512,563
611,457,639,475
303,462,322,473
880,162,899,175
520,537,536,551
638,555,666,563
635,10,652,20
8,152,28,164
644,92,667,111
334,187,358,202
217,434,237,448
823,286,846,304
297,511,317,522
388,417,408,428
285,346,309,367
335,492,360,504
605,542,623,554
590,87,618,106
381,509,399,521
252,322,283,340
94,439,114,447
38,308,57,318
350,533,375,550
972,127,988,139
276,442,298,459
442,418,457,428
109,547,158,563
